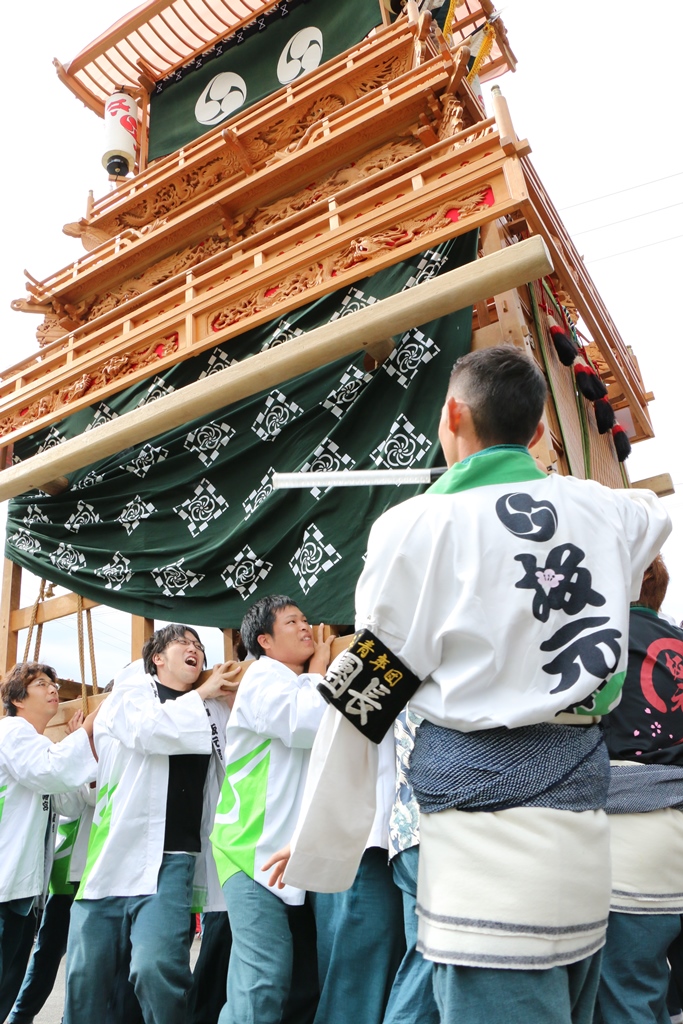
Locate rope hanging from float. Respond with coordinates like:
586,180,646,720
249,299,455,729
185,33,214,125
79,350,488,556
22,579,55,663
466,22,496,82
76,594,99,716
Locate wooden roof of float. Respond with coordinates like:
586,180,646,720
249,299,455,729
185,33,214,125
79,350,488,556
54,0,516,115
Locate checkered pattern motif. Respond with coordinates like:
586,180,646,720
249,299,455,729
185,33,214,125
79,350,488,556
221,545,274,600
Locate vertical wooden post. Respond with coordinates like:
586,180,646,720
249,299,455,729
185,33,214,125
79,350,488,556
0,559,22,673
131,616,154,661
223,628,236,662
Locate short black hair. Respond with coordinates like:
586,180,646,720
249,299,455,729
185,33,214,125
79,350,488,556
142,624,204,675
448,346,547,447
1,662,58,716
241,595,301,659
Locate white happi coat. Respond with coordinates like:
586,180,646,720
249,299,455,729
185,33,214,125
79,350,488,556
76,661,230,910
286,447,671,968
0,717,97,903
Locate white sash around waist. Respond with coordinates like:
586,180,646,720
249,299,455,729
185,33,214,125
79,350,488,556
417,806,610,970
609,807,683,914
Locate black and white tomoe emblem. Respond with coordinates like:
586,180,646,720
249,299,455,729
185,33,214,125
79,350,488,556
495,493,559,543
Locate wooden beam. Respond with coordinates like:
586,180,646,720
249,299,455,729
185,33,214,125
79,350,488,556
0,236,552,503
10,593,99,632
131,616,155,660
0,559,22,673
631,473,675,498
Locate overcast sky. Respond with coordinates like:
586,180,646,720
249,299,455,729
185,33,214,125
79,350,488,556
1,0,681,680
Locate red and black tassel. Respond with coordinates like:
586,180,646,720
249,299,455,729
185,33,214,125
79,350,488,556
593,397,615,434
612,423,632,462
549,324,579,366
575,363,608,401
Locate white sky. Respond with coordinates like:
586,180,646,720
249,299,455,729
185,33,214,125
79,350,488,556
1,0,681,681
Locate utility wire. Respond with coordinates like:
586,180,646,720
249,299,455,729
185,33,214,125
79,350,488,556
572,201,683,236
559,171,683,211
585,233,683,264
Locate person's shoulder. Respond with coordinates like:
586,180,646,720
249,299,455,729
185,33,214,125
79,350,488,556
242,657,294,685
371,493,444,532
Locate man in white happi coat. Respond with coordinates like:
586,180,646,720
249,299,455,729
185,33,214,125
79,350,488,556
0,661,98,1020
270,345,671,1024
63,624,240,1024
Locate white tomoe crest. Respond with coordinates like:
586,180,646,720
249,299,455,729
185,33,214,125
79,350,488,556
151,558,205,597
221,545,273,600
117,496,157,536
173,478,228,537
370,414,432,469
95,552,134,591
300,437,356,499
289,522,341,595
251,390,304,442
276,27,323,84
195,72,247,126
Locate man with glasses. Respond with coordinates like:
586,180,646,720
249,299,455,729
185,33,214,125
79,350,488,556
63,624,240,1024
0,662,98,1019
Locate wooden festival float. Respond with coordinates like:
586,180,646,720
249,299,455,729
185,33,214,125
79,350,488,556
0,0,670,728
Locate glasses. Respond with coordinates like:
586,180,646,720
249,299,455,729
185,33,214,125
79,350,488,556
29,679,60,691
170,638,206,655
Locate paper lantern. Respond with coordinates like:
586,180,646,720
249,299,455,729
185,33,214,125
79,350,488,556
102,92,139,177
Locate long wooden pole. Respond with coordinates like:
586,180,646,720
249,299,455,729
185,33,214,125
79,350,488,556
0,236,552,503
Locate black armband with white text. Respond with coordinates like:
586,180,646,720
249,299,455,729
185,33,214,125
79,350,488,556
317,629,421,743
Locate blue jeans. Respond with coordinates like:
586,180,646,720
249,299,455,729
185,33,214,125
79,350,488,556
221,871,318,1024
63,853,195,1024
8,893,73,1024
382,847,439,1024
594,911,682,1024
433,951,603,1024
0,901,37,1023
312,847,405,1024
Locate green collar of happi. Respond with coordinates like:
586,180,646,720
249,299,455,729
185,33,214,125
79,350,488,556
630,605,660,619
427,445,547,495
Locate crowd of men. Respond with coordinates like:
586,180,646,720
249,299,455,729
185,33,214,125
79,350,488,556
0,345,680,1024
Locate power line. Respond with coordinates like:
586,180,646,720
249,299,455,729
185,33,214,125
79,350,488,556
559,171,683,211
572,201,683,237
585,233,683,264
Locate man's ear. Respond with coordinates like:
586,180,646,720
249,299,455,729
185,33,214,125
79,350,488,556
152,651,165,667
445,395,462,436
529,420,545,449
257,633,272,654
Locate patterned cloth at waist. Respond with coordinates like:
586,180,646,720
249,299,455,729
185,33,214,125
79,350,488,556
606,761,683,814
408,721,609,814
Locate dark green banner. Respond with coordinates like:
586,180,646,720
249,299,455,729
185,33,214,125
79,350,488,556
6,234,477,628
149,0,383,160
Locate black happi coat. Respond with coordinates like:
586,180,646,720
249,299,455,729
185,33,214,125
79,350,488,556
602,606,683,765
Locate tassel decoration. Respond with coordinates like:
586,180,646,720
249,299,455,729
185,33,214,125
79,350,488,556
575,363,608,401
593,397,616,434
549,325,578,366
612,424,632,462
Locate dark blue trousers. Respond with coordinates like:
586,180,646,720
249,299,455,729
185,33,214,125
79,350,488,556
8,893,73,1024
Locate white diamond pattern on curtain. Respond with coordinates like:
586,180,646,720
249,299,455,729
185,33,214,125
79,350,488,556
6,234,478,626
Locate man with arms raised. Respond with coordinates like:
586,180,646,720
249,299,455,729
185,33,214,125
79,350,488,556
277,346,671,1024
0,662,97,1019
212,596,331,1024
63,625,239,1024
